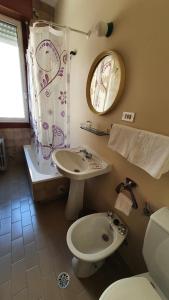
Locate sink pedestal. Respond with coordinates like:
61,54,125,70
52,147,112,221
65,179,85,220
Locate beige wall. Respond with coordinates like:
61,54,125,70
55,0,169,274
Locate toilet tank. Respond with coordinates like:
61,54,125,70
143,207,169,298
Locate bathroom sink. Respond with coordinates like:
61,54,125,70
52,146,112,220
52,146,112,180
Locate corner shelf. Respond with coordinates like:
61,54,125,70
80,125,109,136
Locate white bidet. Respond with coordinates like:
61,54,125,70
66,212,127,278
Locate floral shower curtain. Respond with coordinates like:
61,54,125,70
27,25,70,172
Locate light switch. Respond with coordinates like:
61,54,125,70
122,112,135,122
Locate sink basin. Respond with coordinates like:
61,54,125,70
52,146,111,180
52,146,112,220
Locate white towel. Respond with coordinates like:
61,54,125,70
108,124,169,179
108,124,138,159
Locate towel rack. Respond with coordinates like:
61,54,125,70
80,124,110,136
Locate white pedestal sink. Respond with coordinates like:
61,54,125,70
65,179,85,220
52,146,111,220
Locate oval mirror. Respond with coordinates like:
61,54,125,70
86,50,125,115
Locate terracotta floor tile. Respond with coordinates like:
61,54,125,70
42,273,62,300
12,237,24,263
23,225,34,245
12,208,21,223
12,221,22,241
0,254,11,284
26,265,45,299
0,205,11,219
20,200,29,213
0,161,130,300
11,259,26,296
0,280,11,300
39,248,55,276
21,211,31,227
12,200,20,211
24,242,39,269
0,218,11,236
13,288,28,300
29,204,36,217
0,234,11,257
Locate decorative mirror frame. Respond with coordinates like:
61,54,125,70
86,50,125,115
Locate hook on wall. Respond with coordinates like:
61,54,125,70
70,50,77,58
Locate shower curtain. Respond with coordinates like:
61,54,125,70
27,25,70,172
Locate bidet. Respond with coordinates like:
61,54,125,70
66,212,127,278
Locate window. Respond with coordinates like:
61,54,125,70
0,14,28,123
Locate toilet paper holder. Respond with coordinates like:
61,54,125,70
115,178,138,209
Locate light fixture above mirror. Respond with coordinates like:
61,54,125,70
86,50,125,115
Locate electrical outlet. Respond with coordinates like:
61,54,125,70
122,112,135,122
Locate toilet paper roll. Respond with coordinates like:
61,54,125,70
114,192,132,216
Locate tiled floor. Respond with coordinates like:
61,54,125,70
0,160,130,300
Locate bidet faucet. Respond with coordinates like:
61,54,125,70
80,149,92,159
107,211,114,230
107,211,113,218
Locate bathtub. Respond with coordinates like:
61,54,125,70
24,145,61,183
24,145,69,202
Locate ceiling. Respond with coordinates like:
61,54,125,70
41,0,58,8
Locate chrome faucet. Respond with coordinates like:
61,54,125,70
107,211,113,218
107,211,114,229
107,211,127,234
80,149,92,159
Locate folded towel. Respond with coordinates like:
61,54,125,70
108,124,138,159
108,124,169,179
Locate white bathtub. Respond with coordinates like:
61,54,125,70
24,145,62,183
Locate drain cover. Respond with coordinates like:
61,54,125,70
57,272,70,288
102,233,109,242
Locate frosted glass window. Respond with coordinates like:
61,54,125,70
0,16,28,123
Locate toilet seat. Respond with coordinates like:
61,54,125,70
99,277,161,300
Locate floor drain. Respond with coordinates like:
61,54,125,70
57,272,70,288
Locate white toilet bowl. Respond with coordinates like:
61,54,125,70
99,276,165,300
99,207,169,300
66,212,127,278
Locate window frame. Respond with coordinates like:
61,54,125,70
0,13,29,124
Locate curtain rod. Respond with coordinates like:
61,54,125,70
33,20,89,37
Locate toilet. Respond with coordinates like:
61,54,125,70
66,212,127,278
99,207,169,300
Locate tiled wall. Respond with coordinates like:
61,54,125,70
30,177,70,202
0,128,31,162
